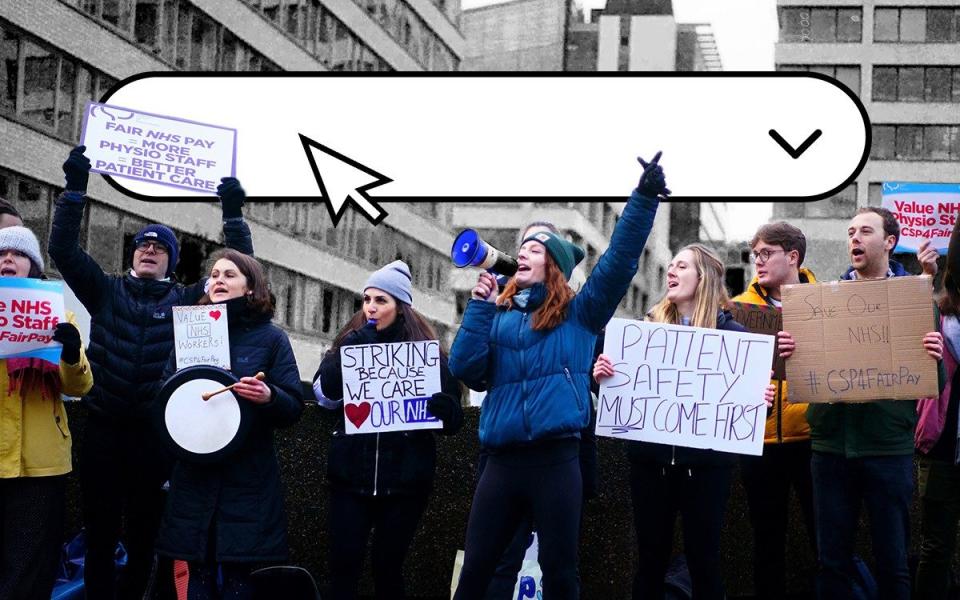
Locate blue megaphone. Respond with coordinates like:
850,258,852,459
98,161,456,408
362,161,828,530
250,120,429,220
451,229,518,277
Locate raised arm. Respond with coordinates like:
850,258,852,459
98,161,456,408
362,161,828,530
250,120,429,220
571,153,666,332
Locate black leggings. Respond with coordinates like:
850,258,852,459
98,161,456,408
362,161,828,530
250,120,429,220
454,440,582,600
629,462,733,600
327,488,430,600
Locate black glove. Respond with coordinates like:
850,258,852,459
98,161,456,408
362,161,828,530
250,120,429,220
62,145,91,193
427,392,464,433
636,151,671,199
342,320,379,347
53,322,82,365
217,177,246,219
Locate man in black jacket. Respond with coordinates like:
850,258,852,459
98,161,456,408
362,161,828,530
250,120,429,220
49,146,254,599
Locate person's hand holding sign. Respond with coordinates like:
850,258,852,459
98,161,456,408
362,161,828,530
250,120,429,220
924,331,944,361
52,322,82,365
917,240,939,277
593,354,614,382
232,376,272,404
62,145,91,196
764,374,776,408
776,331,795,359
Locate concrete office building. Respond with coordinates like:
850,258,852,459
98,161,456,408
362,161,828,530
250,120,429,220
774,0,960,278
0,0,465,378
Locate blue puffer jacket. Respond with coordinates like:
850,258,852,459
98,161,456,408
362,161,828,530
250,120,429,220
449,189,659,448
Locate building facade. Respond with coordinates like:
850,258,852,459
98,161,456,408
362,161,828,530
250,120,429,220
774,0,960,279
0,0,465,379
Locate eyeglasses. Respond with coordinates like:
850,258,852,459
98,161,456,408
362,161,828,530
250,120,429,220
135,240,169,254
751,248,784,265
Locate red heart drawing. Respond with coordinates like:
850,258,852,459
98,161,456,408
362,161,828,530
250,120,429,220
345,402,371,429
209,310,221,321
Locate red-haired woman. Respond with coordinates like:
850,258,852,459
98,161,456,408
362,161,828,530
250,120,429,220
449,154,668,599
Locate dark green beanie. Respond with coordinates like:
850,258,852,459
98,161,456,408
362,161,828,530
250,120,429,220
522,231,585,281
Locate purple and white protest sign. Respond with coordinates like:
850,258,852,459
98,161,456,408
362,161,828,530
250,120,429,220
80,102,237,194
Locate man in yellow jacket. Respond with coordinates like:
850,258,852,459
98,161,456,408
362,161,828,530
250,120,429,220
731,222,816,600
0,225,93,600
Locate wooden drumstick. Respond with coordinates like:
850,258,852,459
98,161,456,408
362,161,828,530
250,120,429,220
202,372,266,401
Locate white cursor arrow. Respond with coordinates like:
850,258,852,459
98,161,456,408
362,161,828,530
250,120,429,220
299,134,391,225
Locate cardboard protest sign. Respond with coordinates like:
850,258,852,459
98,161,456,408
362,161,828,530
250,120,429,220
782,276,938,403
173,304,230,370
728,301,784,379
340,340,443,434
882,182,960,255
81,102,236,193
595,317,774,456
0,279,66,363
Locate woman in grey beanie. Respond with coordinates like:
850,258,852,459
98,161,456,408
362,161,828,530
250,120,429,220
0,225,93,600
313,260,464,600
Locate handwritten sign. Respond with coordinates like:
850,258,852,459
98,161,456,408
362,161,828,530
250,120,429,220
595,318,774,456
782,276,938,403
0,279,66,363
173,304,230,370
81,102,237,193
881,182,960,255
341,340,443,434
728,301,784,379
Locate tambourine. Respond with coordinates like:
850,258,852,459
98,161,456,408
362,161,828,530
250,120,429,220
155,365,253,463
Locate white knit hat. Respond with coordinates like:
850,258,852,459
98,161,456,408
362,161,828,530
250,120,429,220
0,226,43,272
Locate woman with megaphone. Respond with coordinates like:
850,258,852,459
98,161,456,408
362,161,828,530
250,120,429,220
313,260,463,600
449,152,668,599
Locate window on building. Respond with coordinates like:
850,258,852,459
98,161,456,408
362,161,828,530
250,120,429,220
134,0,161,51
926,8,956,41
872,125,896,159
321,288,333,333
898,67,925,101
874,8,900,41
900,8,927,41
56,59,76,139
926,67,953,102
21,40,57,129
810,9,836,42
896,125,925,159
837,8,862,41
0,25,18,112
873,66,898,101
778,7,861,42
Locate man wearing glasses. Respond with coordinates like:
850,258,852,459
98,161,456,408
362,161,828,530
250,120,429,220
48,146,254,600
730,223,817,600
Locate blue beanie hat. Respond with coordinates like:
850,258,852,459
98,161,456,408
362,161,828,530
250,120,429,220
133,224,179,277
364,260,413,305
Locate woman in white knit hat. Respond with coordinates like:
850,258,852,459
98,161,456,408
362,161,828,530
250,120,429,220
0,225,92,600
314,260,464,600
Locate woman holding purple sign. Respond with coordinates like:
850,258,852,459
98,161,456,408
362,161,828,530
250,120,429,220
313,260,463,600
594,243,775,600
0,225,92,600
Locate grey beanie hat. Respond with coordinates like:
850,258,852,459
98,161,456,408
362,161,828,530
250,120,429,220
364,260,413,305
0,226,43,272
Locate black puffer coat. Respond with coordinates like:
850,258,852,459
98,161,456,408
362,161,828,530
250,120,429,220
155,297,304,562
315,319,462,496
47,195,254,420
